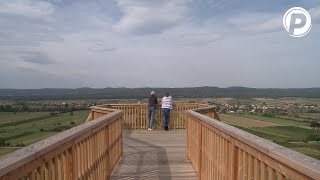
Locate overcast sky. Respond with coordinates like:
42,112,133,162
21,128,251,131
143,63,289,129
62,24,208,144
0,0,319,89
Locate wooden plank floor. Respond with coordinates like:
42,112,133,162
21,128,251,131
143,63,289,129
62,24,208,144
111,129,198,180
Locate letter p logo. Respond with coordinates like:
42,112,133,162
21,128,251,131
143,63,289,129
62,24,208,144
283,7,312,37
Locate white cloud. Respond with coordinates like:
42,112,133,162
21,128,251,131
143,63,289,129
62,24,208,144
178,32,221,45
228,6,320,34
0,0,319,88
242,15,283,33
0,0,54,18
113,0,190,35
228,13,283,33
161,24,223,46
309,6,320,23
21,51,55,64
87,40,117,53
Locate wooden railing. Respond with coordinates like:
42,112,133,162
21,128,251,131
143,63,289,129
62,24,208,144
86,105,118,122
90,103,204,129
0,108,123,180
186,108,320,180
194,106,221,120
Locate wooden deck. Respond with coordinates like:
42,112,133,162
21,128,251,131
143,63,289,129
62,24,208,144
111,129,197,180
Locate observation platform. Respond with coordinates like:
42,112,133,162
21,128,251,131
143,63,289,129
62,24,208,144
0,104,319,180
111,130,197,180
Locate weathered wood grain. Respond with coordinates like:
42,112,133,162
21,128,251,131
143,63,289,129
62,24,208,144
111,129,197,180
0,108,123,179
186,109,320,180
2,104,320,180
94,104,206,129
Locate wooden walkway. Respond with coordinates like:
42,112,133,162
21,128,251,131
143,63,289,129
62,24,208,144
111,129,198,180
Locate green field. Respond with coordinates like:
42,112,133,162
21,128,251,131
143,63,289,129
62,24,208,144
1,106,319,161
253,97,320,106
0,110,89,156
220,114,320,160
234,126,319,142
235,113,310,127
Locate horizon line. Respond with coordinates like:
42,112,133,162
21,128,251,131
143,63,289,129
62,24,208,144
1,86,320,90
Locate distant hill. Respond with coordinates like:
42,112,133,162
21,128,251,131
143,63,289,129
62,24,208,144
0,87,320,100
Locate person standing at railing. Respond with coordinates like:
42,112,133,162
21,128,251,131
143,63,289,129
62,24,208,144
148,91,158,131
161,91,173,131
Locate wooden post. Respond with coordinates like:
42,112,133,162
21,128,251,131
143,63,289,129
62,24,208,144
51,158,56,180
36,167,41,180
199,122,202,179
67,147,73,180
231,142,239,180
106,125,110,179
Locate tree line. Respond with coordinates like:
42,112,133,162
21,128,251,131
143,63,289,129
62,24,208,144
1,87,320,100
0,104,86,112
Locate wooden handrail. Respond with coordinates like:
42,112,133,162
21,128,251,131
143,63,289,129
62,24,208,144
103,103,202,107
193,106,221,120
0,109,123,180
86,106,117,122
186,108,320,179
95,103,205,129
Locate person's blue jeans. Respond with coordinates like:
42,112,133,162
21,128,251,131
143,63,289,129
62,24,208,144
161,108,170,127
148,107,156,129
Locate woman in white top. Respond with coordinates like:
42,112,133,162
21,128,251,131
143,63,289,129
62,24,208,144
161,91,172,131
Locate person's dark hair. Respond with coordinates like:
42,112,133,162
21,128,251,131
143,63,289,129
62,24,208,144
165,91,170,97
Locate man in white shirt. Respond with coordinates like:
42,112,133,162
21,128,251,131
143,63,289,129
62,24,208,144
161,91,172,131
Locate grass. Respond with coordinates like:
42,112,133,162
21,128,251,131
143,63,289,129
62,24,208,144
2,131,34,141
0,115,54,128
0,112,49,125
0,110,89,156
221,117,248,127
234,126,319,142
220,114,283,127
234,125,289,140
1,105,319,161
236,113,309,127
0,147,20,156
229,125,320,159
254,97,320,105
5,132,54,145
300,112,320,117
221,113,320,159
291,147,320,160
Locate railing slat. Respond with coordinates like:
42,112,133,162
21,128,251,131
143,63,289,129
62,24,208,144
0,108,123,180
269,166,276,180
253,158,259,180
243,151,248,179
89,103,206,129
261,162,267,180
248,155,254,180
51,157,56,180
32,169,36,180
186,107,320,180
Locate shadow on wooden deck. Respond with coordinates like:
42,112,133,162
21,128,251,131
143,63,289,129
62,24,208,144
111,129,197,180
